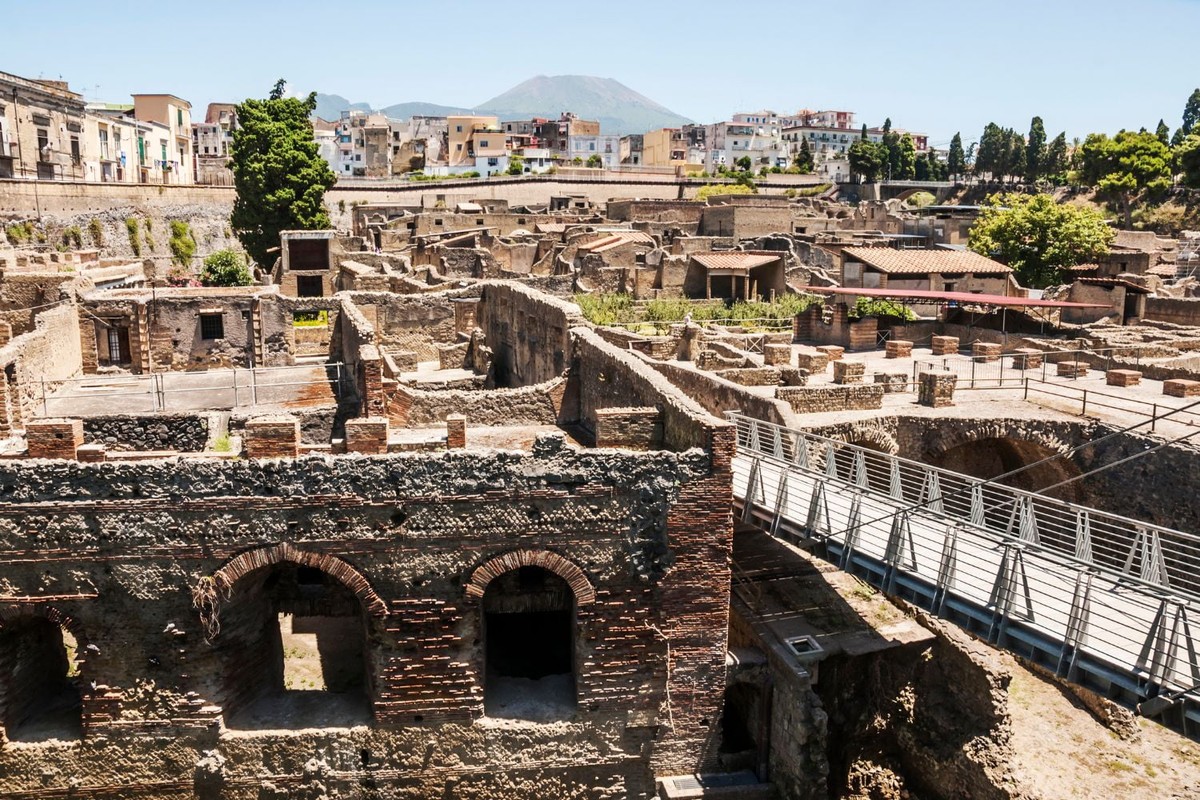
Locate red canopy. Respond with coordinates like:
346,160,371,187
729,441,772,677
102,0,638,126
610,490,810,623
796,285,1108,309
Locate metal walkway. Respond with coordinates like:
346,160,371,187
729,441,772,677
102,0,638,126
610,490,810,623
727,412,1200,737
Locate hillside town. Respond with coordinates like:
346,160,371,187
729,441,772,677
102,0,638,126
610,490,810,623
3,49,1200,800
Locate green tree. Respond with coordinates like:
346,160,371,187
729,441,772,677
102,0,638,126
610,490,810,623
586,154,603,168
1179,134,1200,189
860,123,868,140
897,133,917,180
1043,132,1069,184
968,193,1115,288
948,133,966,180
505,154,525,175
1156,119,1172,146
848,139,884,182
734,155,752,172
200,249,254,287
793,137,814,172
975,123,1003,181
1005,128,1026,183
1077,130,1173,228
230,79,336,268
1183,88,1200,136
1026,116,1047,183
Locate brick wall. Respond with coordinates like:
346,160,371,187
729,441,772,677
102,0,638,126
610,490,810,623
776,385,884,413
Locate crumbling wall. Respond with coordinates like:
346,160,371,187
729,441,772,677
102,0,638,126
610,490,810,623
82,413,210,452
389,378,563,427
0,303,82,422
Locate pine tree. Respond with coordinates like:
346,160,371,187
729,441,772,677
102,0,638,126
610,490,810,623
230,79,336,268
793,137,814,172
1026,116,1046,183
975,123,1003,181
1183,88,1200,136
1044,132,1069,184
948,133,966,180
1156,119,1171,145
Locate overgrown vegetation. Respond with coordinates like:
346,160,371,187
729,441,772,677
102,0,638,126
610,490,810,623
168,220,196,266
850,297,916,320
293,309,329,327
200,249,253,286
61,226,83,249
125,218,141,256
574,292,819,333
6,221,35,244
695,183,755,202
408,170,480,181
88,218,103,247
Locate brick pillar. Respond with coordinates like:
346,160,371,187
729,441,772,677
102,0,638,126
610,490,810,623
762,343,792,367
345,416,389,454
917,371,956,407
77,443,107,463
446,414,466,449
243,415,300,459
0,322,12,347
26,418,84,460
358,344,386,417
931,335,959,356
832,360,865,385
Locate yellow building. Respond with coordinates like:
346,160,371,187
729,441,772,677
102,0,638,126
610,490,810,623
446,115,506,170
131,94,194,184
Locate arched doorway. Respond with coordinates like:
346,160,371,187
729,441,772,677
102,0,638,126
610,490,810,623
0,616,82,742
482,565,576,720
214,561,373,730
928,437,1083,502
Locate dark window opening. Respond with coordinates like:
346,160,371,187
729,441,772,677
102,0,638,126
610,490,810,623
0,618,82,742
295,274,324,298
200,314,224,340
483,565,576,720
287,239,330,271
215,562,371,730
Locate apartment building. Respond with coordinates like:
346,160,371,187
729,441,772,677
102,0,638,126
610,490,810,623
192,102,237,185
446,115,508,174
131,94,194,184
0,70,89,180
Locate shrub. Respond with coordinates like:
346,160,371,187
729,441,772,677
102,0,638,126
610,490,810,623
5,222,29,243
695,182,755,202
62,226,83,249
200,249,253,287
851,297,916,320
165,267,201,287
573,293,635,326
168,220,196,266
88,218,103,247
144,231,156,252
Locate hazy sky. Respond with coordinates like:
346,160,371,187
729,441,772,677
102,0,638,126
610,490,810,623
4,0,1199,148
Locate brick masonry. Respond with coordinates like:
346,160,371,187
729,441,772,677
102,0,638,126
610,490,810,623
593,407,664,450
243,415,301,459
1106,369,1142,387
971,342,1002,362
1011,348,1043,370
1057,361,1089,378
885,340,913,359
762,343,792,366
931,335,959,356
344,416,389,454
795,351,829,373
873,371,909,394
918,370,956,407
446,413,466,448
776,385,884,413
832,361,865,385
1164,378,1200,397
25,418,83,460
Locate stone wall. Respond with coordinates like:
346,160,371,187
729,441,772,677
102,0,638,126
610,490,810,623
0,303,82,427
776,385,884,414
476,282,583,388
388,378,563,427
82,413,210,452
0,435,729,799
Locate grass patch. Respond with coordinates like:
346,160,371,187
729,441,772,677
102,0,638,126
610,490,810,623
574,292,820,334
211,434,232,453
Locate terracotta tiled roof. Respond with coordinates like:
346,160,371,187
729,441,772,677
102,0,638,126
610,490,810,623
692,252,781,272
576,232,654,253
842,247,1012,275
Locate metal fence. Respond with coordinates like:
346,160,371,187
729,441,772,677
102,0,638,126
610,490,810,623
39,363,343,416
728,412,1200,732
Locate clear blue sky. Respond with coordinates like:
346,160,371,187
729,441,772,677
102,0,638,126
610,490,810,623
4,0,1199,148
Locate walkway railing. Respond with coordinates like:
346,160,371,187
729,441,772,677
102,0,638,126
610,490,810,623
39,362,343,416
727,412,1200,734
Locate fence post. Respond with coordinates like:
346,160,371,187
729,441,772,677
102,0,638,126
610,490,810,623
232,369,239,407
155,373,165,411
40,381,47,416
251,366,259,406
1024,377,1029,401
970,358,976,389
1081,390,1087,417
1152,403,1157,434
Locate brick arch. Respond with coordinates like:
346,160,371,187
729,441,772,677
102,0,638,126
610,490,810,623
921,422,1072,462
0,604,92,681
829,423,899,455
208,543,388,618
465,549,596,606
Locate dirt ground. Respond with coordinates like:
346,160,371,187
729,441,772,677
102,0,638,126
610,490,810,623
1005,652,1200,799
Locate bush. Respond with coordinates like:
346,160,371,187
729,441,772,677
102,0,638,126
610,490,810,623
88,218,103,247
200,249,253,286
168,220,196,266
906,191,936,208
573,293,635,326
851,297,916,320
62,226,83,248
695,182,755,202
6,222,32,244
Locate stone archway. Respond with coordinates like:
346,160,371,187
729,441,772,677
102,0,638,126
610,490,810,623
0,605,87,742
466,549,596,606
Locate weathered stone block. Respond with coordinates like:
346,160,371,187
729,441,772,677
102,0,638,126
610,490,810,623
815,345,844,361
795,351,829,373
1011,348,1043,370
26,418,84,460
1106,369,1142,387
918,371,956,407
76,443,107,463
345,417,389,455
832,360,865,385
1057,361,1089,378
971,342,1002,362
779,367,808,387
593,406,662,450
1164,379,1200,398
446,413,467,449
931,335,959,356
873,372,909,394
775,385,884,413
762,343,792,367
885,340,913,359
244,415,300,459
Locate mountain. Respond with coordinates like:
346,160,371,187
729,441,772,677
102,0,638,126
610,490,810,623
379,101,473,118
313,93,371,121
474,75,691,135
311,76,691,135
